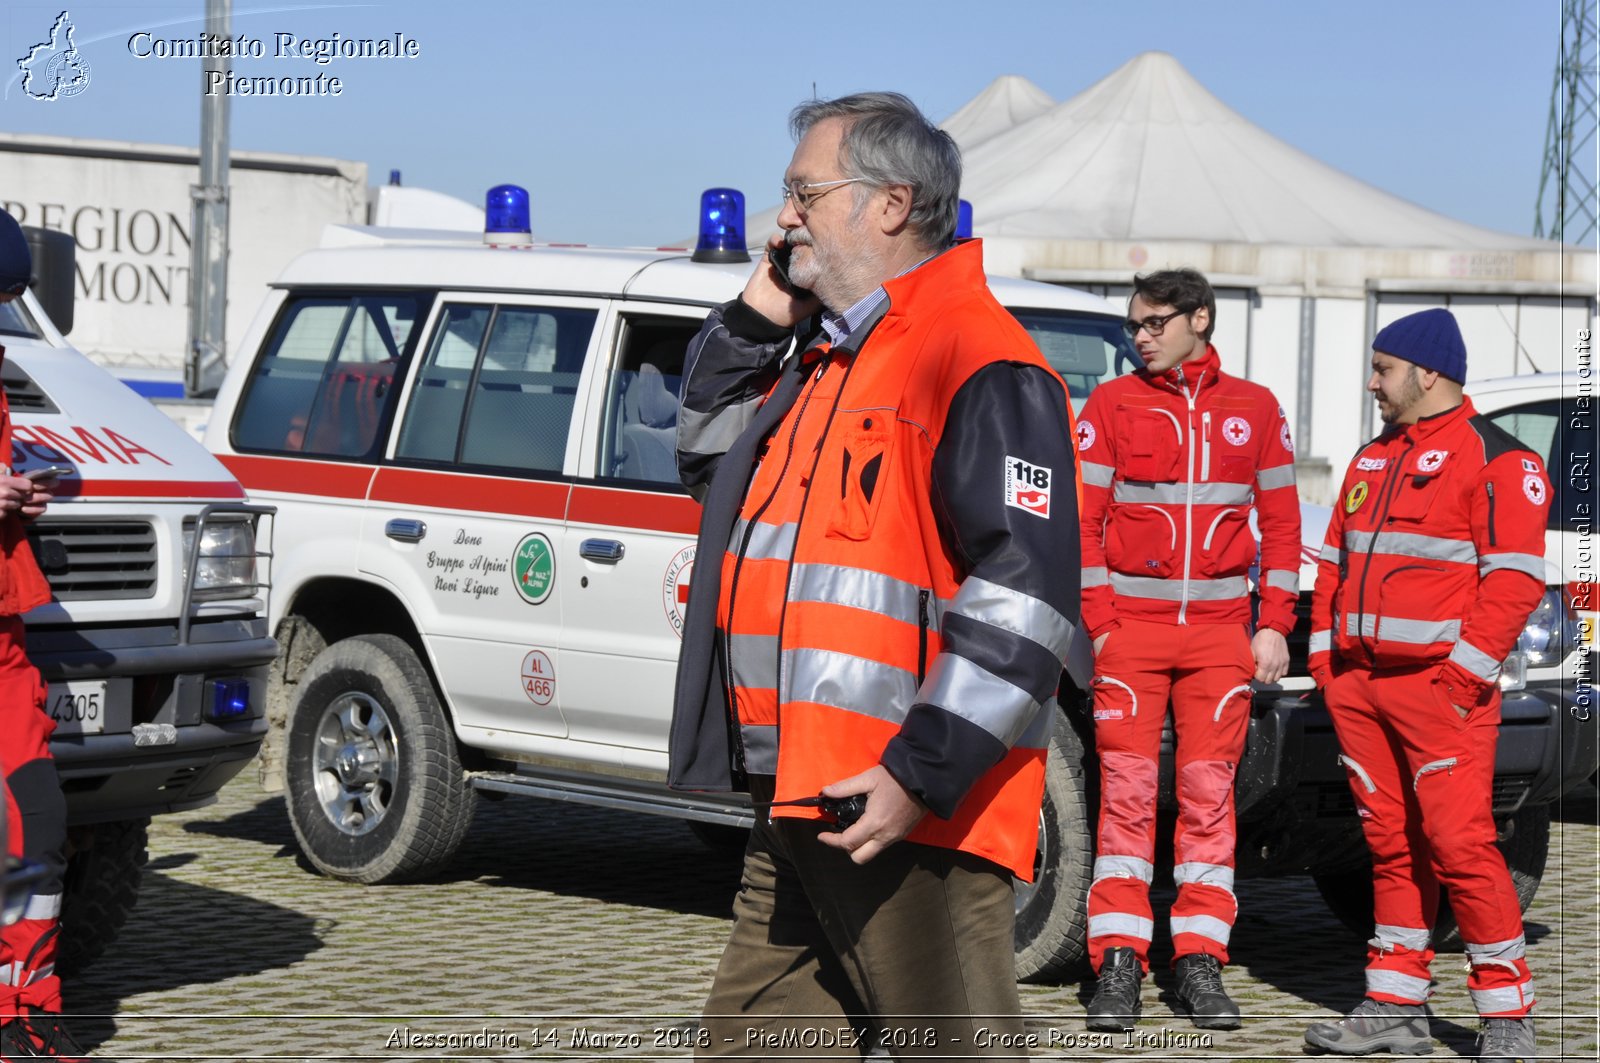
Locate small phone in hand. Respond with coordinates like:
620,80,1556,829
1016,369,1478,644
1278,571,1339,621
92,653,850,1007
769,243,815,301
23,465,69,483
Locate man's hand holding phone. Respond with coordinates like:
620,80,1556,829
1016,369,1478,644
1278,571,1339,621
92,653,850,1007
741,233,820,327
8,465,67,520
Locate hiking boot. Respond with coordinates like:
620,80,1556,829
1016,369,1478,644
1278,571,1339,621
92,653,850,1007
1173,953,1241,1030
1304,998,1433,1055
1086,947,1143,1031
1476,1017,1536,1063
0,1007,87,1061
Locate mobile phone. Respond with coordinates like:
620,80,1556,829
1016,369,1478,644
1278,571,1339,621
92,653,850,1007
769,243,815,301
24,465,69,482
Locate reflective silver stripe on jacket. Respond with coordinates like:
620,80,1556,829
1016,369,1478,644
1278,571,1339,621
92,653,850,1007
728,634,779,692
739,723,778,774
1478,552,1546,580
781,648,916,724
18,892,61,922
947,576,1075,659
1264,568,1299,594
920,653,1043,748
1083,566,1110,589
1465,935,1527,962
732,518,799,563
1469,981,1534,1015
1343,614,1461,645
1081,461,1115,488
1170,914,1231,946
788,563,939,632
1344,529,1477,565
1257,464,1297,491
1309,629,1332,655
1449,638,1502,683
1092,855,1154,884
1320,544,1343,564
1113,481,1253,506
678,393,764,457
1365,968,1431,1002
1088,913,1154,942
1111,573,1248,601
1372,923,1430,951
1173,862,1235,893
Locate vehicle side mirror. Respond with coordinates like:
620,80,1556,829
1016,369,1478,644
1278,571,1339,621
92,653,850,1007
20,226,74,336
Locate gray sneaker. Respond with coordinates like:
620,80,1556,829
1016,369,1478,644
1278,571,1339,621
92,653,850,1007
1304,998,1433,1055
1476,1017,1536,1063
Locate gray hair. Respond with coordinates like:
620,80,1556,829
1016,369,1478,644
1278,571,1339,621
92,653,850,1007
789,92,961,251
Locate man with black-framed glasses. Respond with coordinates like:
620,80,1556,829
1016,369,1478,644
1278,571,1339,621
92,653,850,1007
1074,268,1301,1032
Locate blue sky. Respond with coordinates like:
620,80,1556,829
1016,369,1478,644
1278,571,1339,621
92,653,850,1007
0,0,1567,246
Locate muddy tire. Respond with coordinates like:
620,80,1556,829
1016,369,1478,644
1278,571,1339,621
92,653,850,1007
1014,713,1094,983
57,818,148,977
285,634,476,883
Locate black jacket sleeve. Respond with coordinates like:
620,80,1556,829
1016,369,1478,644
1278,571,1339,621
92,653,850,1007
880,362,1081,818
676,298,794,501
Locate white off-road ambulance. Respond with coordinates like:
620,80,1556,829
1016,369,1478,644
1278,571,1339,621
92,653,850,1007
206,191,1594,982
4,230,276,973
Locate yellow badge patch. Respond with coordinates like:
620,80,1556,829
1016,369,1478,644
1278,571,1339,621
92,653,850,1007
1345,481,1369,513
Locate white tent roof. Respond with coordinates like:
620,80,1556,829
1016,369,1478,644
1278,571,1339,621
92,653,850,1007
939,74,1056,151
959,53,1549,251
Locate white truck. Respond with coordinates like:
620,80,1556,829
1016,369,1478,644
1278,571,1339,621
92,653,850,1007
8,229,276,972
205,197,1593,981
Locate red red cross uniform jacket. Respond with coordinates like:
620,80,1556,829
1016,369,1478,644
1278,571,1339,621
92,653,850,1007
1074,346,1300,971
1309,398,1548,1017
0,345,64,1017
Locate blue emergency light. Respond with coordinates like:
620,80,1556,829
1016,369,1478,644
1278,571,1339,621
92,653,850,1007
956,199,973,240
208,677,251,721
692,188,750,263
484,184,532,245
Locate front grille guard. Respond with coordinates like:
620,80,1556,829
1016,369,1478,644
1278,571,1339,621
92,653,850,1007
178,503,276,646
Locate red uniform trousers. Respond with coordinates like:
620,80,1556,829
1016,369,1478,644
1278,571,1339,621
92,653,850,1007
1324,664,1534,1017
1086,618,1253,973
0,616,64,1016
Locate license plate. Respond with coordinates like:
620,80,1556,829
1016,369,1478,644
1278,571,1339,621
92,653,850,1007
45,679,130,736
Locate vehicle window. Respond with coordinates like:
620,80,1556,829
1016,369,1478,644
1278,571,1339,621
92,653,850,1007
396,303,598,475
232,291,427,459
0,299,41,339
597,316,699,487
1484,398,1593,532
1008,310,1138,401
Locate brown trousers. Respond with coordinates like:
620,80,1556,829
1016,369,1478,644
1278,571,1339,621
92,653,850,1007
698,778,1029,1060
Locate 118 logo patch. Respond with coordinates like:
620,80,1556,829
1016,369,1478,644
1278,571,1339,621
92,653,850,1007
1005,456,1052,518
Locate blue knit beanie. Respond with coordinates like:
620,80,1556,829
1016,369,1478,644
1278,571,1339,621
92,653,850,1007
1372,308,1467,384
0,210,30,293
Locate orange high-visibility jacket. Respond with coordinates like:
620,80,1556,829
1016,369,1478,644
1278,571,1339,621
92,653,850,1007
671,241,1080,878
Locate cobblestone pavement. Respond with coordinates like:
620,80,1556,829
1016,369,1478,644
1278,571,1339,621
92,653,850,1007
61,779,1598,1062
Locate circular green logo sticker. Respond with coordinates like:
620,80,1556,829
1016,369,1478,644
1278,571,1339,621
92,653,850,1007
512,533,555,605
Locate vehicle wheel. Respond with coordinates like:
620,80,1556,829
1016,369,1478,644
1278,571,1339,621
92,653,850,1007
1014,712,1094,983
285,634,476,884
688,821,750,853
57,818,148,977
1312,804,1549,952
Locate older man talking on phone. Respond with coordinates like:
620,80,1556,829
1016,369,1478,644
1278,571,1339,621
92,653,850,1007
669,93,1081,1058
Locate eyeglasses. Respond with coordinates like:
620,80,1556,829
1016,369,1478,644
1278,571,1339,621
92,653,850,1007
1121,308,1193,338
780,177,864,212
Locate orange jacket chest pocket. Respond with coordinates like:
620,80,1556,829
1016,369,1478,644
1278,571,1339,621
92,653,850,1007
826,411,896,541
1114,405,1183,482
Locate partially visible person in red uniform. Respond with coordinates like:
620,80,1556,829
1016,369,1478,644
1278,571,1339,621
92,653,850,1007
0,209,84,1061
1304,309,1547,1063
1074,268,1301,1031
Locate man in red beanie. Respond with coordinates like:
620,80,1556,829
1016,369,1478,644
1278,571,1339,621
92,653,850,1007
0,209,83,1061
1305,308,1547,1063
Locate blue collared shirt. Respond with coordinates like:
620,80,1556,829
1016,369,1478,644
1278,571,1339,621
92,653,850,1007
818,252,940,349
